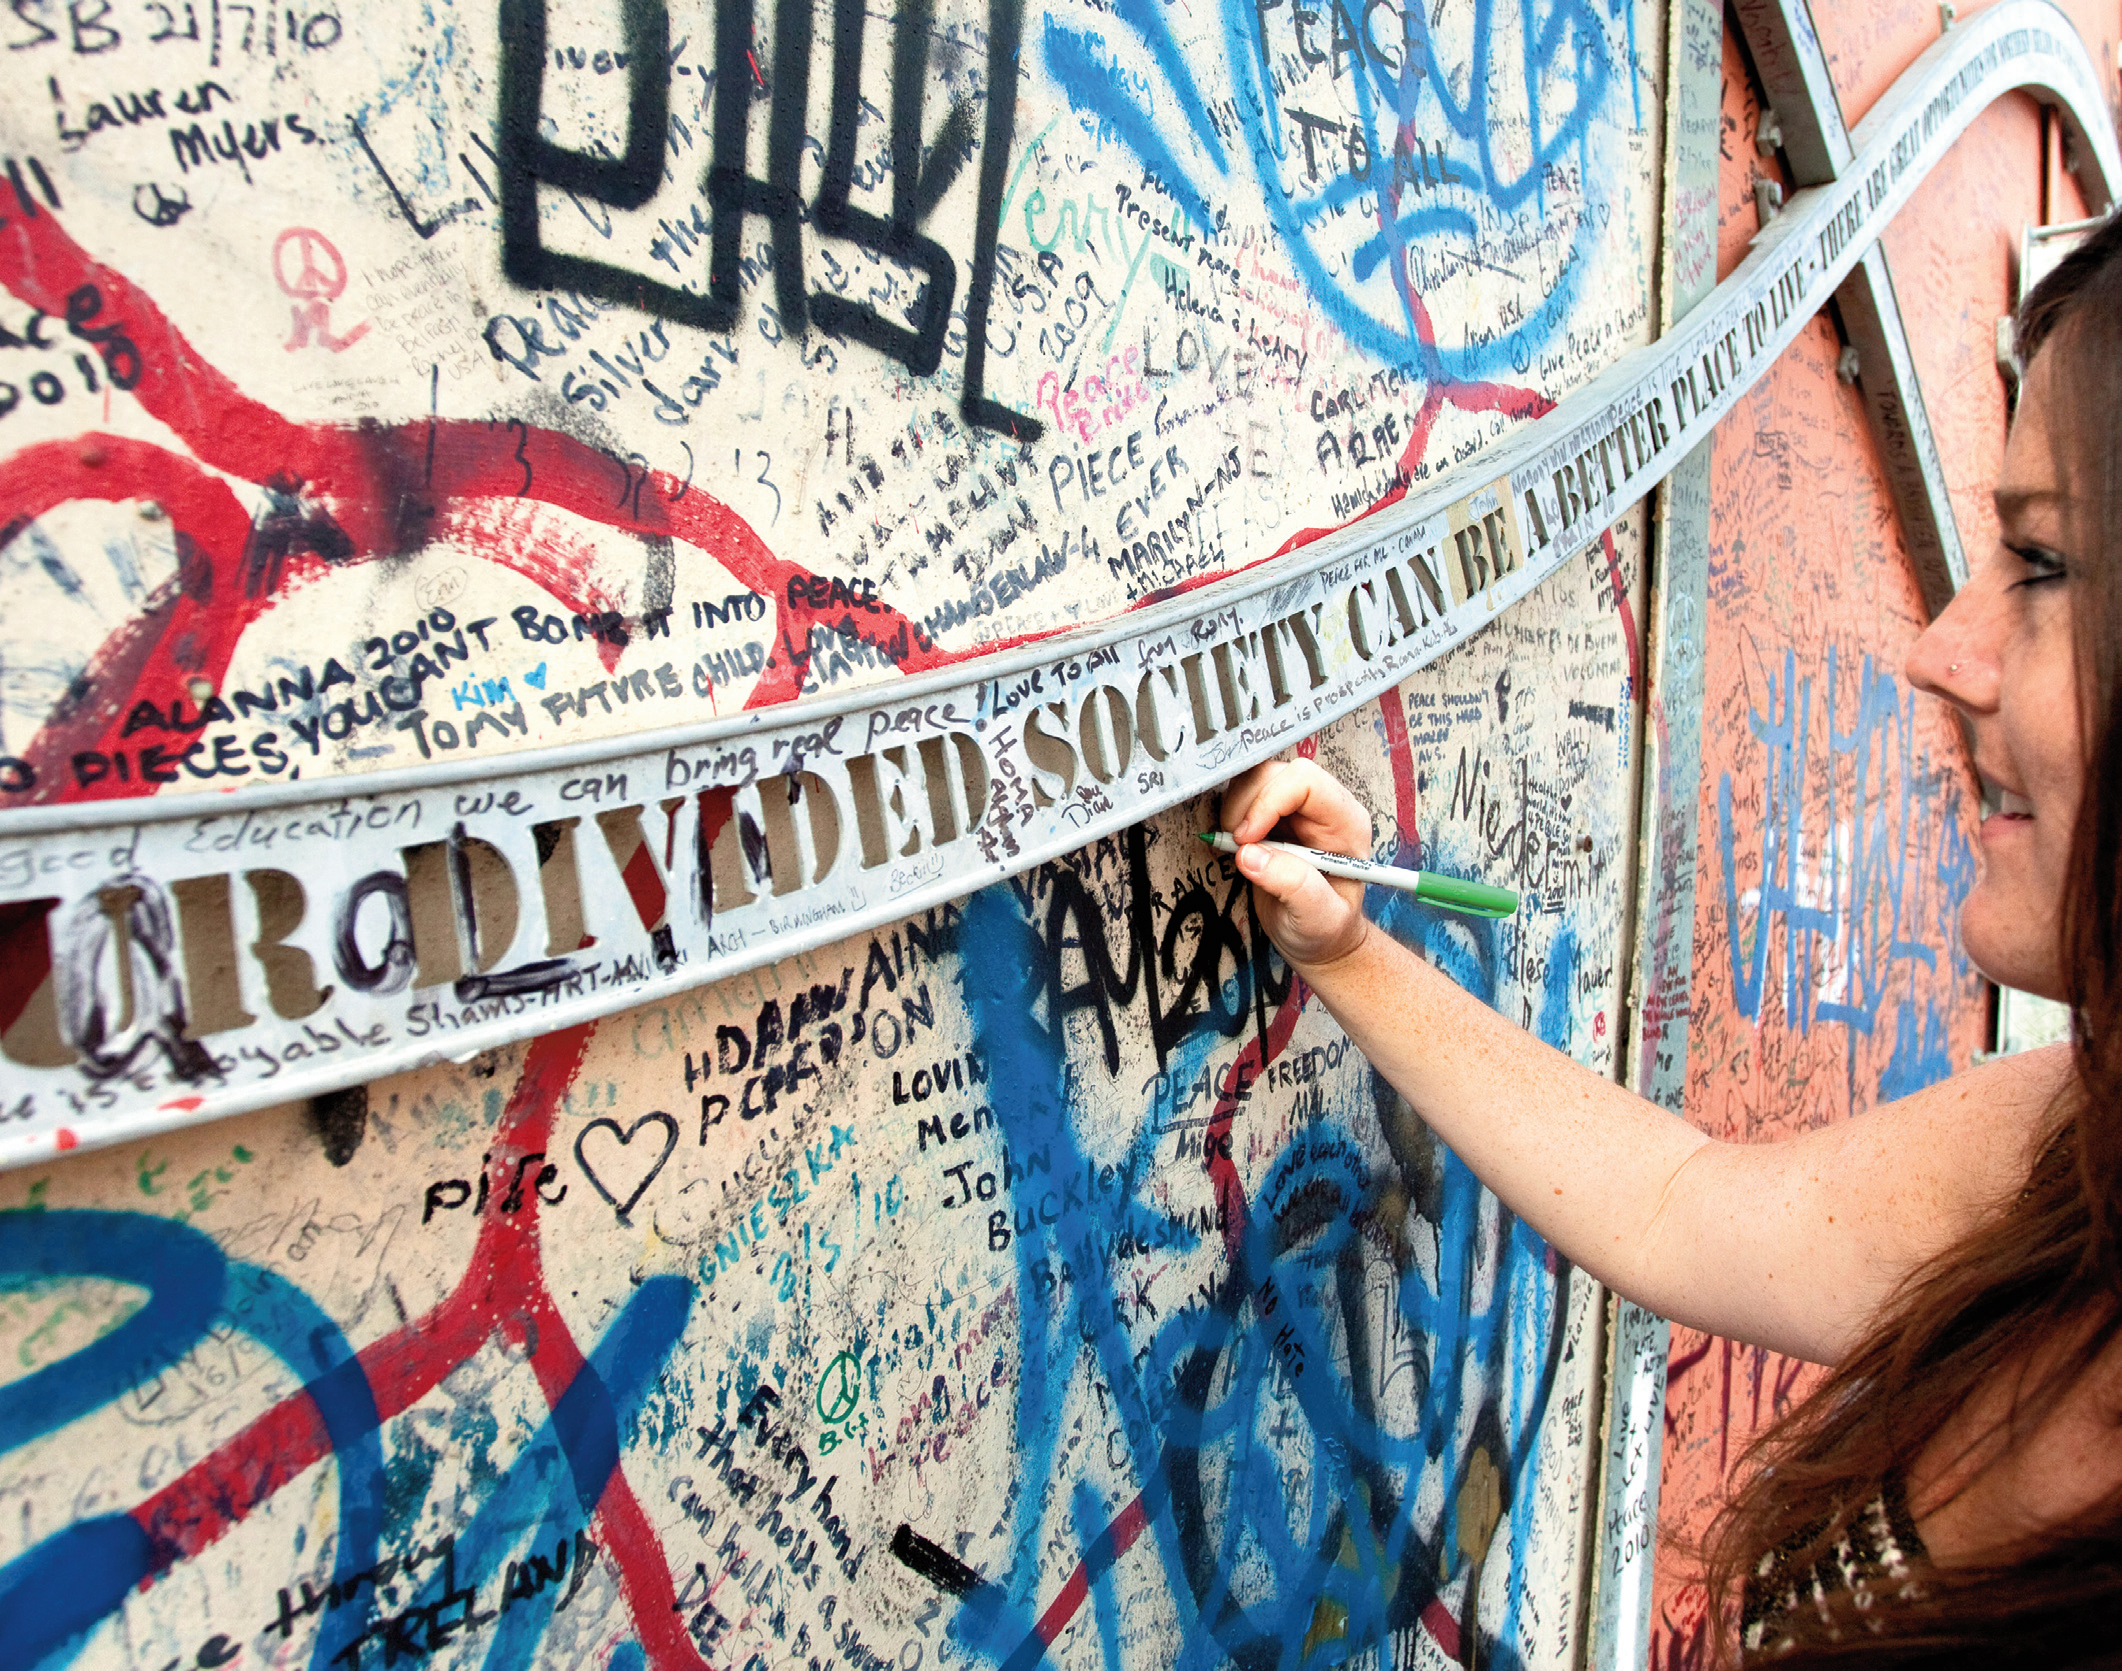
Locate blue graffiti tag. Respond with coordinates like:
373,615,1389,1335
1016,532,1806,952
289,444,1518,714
949,857,1572,1671
0,1209,385,1671
322,1276,692,1671
1037,0,1633,378
1717,646,1977,1039
0,1206,691,1671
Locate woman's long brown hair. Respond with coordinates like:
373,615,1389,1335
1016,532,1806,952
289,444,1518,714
1699,212,2122,1665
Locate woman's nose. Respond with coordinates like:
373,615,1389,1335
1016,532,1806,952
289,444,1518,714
1906,571,2001,712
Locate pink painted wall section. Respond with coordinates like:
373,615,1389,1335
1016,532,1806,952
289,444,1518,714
1817,0,2118,127
1650,302,1991,1664
1877,87,2103,574
1646,7,2118,1661
1877,91,2043,574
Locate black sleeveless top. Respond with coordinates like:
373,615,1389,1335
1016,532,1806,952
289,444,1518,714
1740,1477,1928,1654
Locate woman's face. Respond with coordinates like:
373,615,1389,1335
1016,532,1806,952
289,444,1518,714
1907,349,2086,1000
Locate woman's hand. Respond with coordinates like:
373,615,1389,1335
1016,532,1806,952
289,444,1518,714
1219,757,1374,970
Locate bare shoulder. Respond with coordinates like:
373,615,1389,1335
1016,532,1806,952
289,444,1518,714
1797,1042,2075,1241
1872,1041,2074,1141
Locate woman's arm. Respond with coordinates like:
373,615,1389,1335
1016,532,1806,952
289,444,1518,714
1223,757,2069,1364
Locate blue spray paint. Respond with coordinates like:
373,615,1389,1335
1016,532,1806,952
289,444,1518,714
328,1277,692,1671
1877,997,1956,1101
465,1280,694,1671
0,1210,385,1671
1208,0,1610,374
951,866,1569,1671
0,1209,690,1671
1717,647,1976,1041
1044,23,1217,229
1032,0,1637,379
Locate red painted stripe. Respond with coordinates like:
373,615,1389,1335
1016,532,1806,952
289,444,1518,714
1029,1488,1153,1649
1422,1596,1465,1664
1264,289,1554,560
1107,1493,1151,1561
127,1024,592,1561
122,1024,713,1669
1600,530,1643,693
0,206,968,803
1033,1567,1091,1645
0,901,55,1039
621,840,667,931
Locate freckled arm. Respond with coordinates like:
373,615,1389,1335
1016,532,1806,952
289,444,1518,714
1293,920,2064,1363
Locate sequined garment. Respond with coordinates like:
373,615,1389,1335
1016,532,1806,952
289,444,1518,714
1741,1480,1927,1654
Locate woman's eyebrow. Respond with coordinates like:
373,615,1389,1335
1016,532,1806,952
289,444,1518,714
1993,486,2069,518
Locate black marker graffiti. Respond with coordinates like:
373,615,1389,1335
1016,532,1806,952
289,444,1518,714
130,179,191,225
888,1523,988,1597
56,875,217,1083
575,1109,680,1223
494,0,1041,439
809,0,970,376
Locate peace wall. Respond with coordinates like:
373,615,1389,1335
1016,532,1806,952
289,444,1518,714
0,3,2110,1670
0,1,1670,1664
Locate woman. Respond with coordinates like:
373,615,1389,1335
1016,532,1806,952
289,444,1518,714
1220,211,2122,1661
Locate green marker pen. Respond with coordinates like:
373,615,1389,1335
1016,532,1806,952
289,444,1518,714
1198,831,1519,919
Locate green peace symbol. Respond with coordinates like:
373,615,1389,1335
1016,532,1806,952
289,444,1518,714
816,1349,861,1423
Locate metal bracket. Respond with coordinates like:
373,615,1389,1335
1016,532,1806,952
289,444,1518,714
1723,0,2122,619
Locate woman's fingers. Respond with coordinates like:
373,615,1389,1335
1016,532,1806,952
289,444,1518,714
1232,760,1314,841
1235,828,1368,966
1221,758,1370,855
1218,758,1376,967
1235,838,1329,903
1218,761,1282,838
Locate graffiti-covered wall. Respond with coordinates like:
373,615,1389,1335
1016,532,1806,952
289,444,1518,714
0,0,1669,1668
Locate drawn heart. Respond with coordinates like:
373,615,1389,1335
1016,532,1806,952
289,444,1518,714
524,662,547,689
574,1112,679,1225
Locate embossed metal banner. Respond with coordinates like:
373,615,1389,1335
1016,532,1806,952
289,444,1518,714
0,1,2111,1164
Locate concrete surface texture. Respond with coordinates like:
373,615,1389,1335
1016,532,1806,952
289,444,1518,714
0,2,2105,1669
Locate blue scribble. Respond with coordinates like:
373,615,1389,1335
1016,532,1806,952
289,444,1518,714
1043,21,1217,229
0,1210,385,1671
0,1210,689,1671
1877,997,1955,1101
949,863,1568,1671
1718,646,1975,1038
1037,0,1637,379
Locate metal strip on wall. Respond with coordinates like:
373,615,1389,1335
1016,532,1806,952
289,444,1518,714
1738,0,1972,613
1836,243,1972,614
1587,0,1722,1661
0,1,2113,1167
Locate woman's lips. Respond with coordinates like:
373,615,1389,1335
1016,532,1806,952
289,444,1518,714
1982,784,2035,822
1983,792,2034,838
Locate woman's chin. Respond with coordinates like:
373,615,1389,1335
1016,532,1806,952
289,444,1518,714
1959,893,2066,1000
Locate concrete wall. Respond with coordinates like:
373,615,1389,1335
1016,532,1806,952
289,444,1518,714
8,2,2111,1665
0,4,1667,1670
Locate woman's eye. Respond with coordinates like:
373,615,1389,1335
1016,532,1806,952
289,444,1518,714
2006,544,2069,586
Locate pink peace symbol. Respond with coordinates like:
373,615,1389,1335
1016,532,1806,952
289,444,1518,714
272,226,350,301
